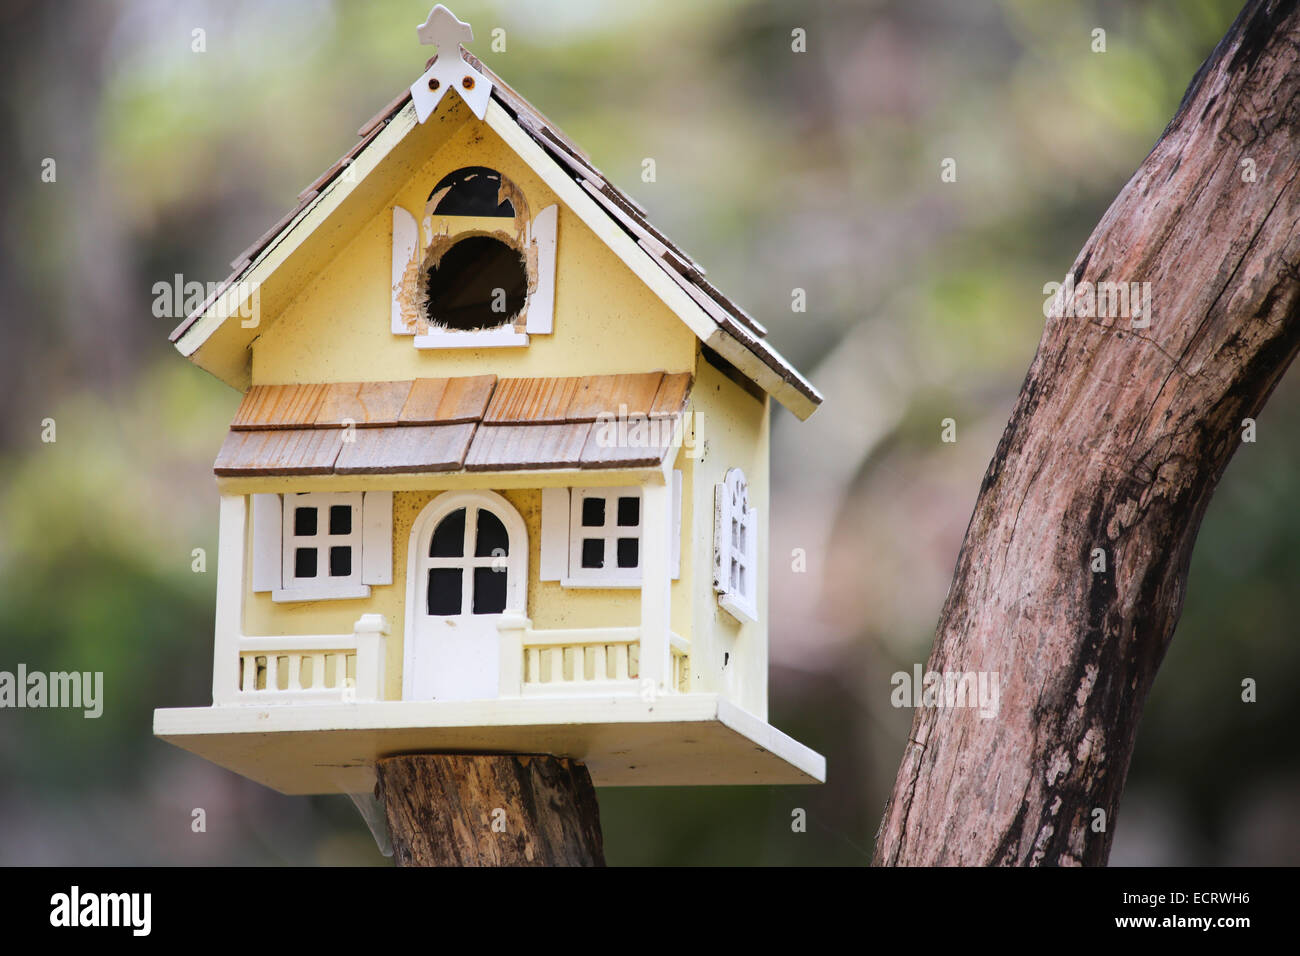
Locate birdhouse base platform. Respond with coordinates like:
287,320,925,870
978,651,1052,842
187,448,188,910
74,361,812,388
153,694,825,794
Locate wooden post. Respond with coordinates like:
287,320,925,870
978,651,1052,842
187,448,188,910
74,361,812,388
375,754,605,866
212,494,246,705
639,480,672,692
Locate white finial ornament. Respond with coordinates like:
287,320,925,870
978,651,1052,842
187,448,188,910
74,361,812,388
410,4,493,122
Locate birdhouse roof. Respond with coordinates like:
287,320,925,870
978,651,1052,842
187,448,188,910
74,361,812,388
171,48,821,420
214,371,692,477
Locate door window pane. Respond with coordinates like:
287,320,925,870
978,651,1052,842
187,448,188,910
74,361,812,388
427,568,462,615
474,509,509,557
473,566,507,615
430,509,466,557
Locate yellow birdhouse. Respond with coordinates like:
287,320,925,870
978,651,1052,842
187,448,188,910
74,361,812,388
154,5,825,795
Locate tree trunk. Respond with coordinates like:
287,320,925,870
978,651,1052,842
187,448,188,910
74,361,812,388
874,0,1300,866
375,754,605,866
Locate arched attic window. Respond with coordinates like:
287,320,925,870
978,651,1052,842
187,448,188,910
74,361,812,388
428,166,515,217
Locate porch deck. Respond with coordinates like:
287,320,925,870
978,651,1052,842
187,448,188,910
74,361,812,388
153,693,826,793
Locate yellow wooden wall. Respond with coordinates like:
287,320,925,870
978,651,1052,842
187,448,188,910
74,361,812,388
249,113,695,384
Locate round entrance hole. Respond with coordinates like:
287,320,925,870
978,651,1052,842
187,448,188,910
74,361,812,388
424,235,528,332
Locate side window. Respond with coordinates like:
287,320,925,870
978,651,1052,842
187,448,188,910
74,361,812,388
540,474,681,588
567,489,644,587
250,491,393,603
714,469,758,623
283,492,363,595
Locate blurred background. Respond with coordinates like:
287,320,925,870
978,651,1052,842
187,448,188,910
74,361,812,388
1,0,1296,865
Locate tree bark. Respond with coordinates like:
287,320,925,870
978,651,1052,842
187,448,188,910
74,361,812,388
874,0,1300,866
375,754,605,866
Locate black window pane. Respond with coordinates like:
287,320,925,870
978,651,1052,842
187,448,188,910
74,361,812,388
294,507,317,536
617,496,640,527
473,566,507,615
427,568,462,615
581,497,605,527
430,509,466,557
329,546,352,577
617,537,639,569
474,509,509,557
295,548,317,578
581,538,604,569
329,504,351,536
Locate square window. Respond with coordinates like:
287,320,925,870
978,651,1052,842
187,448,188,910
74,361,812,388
295,548,318,579
295,507,317,536
617,496,640,527
581,497,605,527
562,480,678,587
329,504,352,536
277,492,369,600
581,538,605,569
715,469,758,623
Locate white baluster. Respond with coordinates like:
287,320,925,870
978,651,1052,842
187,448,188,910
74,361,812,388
241,655,255,693
288,654,302,691
526,648,541,684
613,644,629,681
265,654,279,692
592,644,607,682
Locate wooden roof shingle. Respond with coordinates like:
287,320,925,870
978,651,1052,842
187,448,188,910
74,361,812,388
217,373,692,477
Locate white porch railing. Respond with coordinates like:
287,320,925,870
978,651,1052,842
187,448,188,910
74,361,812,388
229,614,388,705
513,626,689,695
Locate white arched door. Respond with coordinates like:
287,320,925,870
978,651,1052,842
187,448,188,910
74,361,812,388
403,491,527,701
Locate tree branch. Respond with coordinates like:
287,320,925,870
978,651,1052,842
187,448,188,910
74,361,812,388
873,0,1300,866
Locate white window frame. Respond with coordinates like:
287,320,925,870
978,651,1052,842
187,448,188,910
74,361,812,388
276,492,369,603
714,468,758,623
542,474,681,589
390,201,558,350
566,487,647,588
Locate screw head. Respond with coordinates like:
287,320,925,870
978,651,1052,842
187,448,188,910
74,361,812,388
462,75,475,90
428,77,440,91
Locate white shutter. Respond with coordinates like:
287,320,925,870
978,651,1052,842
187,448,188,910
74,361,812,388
391,206,418,335
671,470,682,580
361,491,393,586
744,503,758,608
539,486,569,581
250,494,282,592
526,204,557,334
